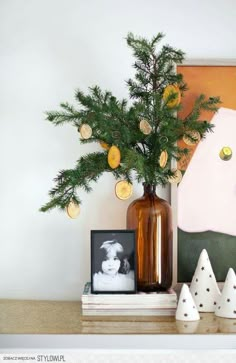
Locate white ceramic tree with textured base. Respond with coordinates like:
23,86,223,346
215,268,236,319
176,284,200,321
190,249,221,312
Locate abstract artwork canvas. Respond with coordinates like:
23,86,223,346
172,61,236,284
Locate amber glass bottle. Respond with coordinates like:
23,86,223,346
127,183,173,292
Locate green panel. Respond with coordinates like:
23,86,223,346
178,229,236,282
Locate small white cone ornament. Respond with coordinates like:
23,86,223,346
176,284,200,321
215,268,236,319
190,249,221,312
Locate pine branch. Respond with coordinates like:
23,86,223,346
40,151,135,212
41,32,221,213
45,110,82,126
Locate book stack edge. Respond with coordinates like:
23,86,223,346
81,282,177,317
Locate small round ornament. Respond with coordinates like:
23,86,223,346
163,84,181,108
159,136,168,145
80,124,92,139
100,141,110,150
183,131,201,146
219,146,232,161
159,150,168,168
108,145,121,169
66,201,80,219
168,169,182,184
139,119,152,135
115,180,133,200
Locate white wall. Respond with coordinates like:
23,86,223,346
0,0,236,300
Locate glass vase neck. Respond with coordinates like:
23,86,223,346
143,183,157,195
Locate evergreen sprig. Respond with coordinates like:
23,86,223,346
40,33,221,212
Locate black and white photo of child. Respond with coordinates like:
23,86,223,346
91,231,136,293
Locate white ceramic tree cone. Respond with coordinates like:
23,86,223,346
215,268,236,319
176,284,200,321
190,249,221,312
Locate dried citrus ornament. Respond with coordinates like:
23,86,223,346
183,130,201,146
139,119,152,135
168,169,182,184
108,145,121,169
159,150,168,168
163,84,181,108
79,124,92,139
115,180,133,200
66,201,80,219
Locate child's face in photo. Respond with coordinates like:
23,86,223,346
101,256,121,276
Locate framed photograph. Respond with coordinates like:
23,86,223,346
172,60,236,286
91,230,137,294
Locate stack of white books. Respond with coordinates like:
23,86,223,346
81,282,177,316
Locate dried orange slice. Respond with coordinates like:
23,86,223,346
66,201,80,219
100,141,110,150
163,85,181,108
139,119,152,135
108,145,121,169
183,131,201,146
159,150,168,168
115,180,133,200
168,169,182,184
80,124,92,139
